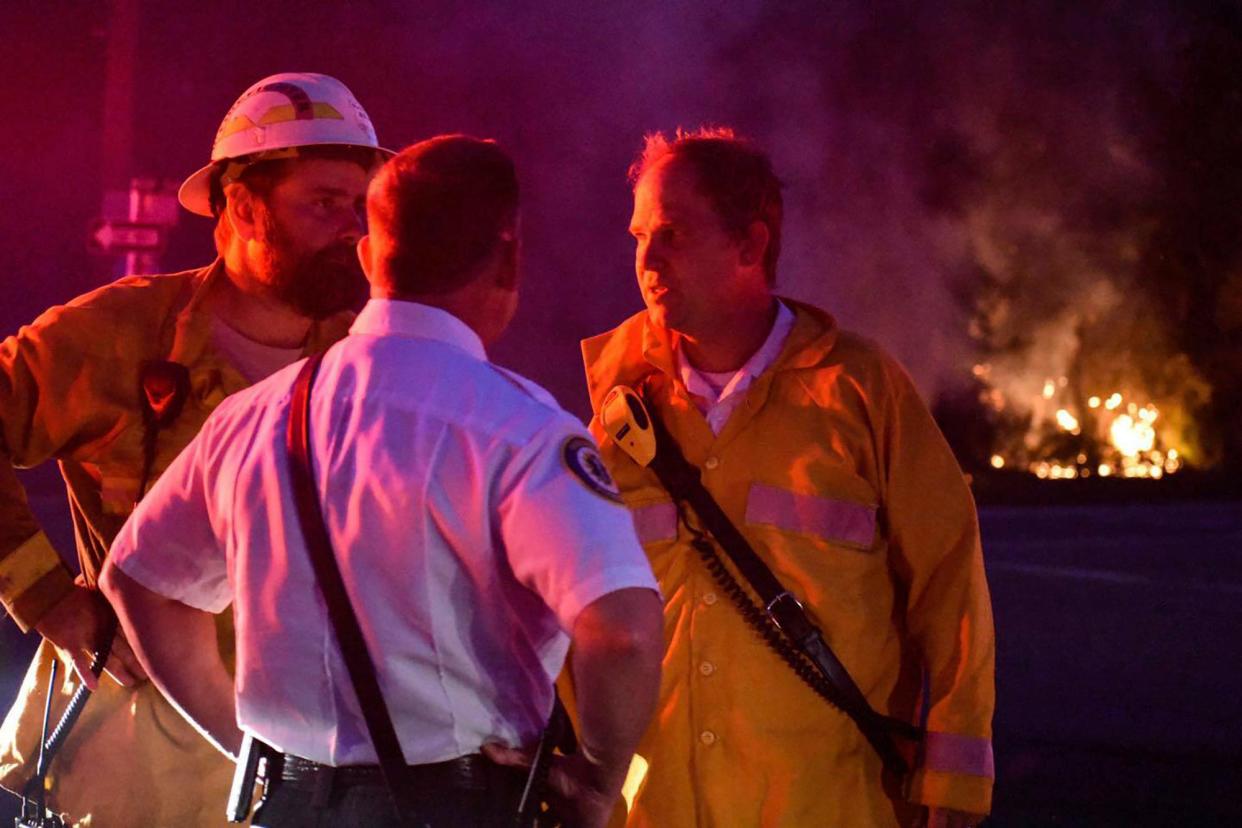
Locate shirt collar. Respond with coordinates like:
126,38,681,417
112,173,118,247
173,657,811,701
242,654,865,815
350,299,487,361
676,299,796,404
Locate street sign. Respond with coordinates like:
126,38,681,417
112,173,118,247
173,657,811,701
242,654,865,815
102,181,181,225
86,218,165,255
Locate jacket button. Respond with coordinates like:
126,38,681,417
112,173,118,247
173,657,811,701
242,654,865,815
699,661,715,676
704,456,719,470
699,730,717,746
702,592,718,606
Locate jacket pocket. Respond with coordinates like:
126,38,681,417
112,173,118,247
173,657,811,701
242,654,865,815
629,500,678,546
745,482,877,551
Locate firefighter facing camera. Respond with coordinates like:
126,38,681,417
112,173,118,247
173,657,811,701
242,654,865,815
0,72,389,826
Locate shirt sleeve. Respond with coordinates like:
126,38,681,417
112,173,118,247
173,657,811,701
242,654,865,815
876,361,996,815
497,416,660,632
0,302,117,629
109,419,232,614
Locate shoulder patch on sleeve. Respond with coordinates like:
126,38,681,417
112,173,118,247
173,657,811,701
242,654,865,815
562,436,622,503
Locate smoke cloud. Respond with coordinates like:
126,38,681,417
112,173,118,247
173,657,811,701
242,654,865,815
1,0,1232,461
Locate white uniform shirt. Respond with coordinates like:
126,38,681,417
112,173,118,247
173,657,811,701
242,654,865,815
111,299,659,766
676,299,795,434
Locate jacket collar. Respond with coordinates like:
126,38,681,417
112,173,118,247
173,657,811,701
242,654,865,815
165,258,353,370
581,296,840,414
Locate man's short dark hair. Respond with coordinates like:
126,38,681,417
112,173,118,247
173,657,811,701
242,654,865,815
629,126,783,285
369,135,519,295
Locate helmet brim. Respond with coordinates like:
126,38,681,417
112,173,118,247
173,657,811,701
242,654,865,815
177,144,396,218
178,162,220,218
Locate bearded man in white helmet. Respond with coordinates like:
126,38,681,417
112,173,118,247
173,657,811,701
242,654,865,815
0,72,391,826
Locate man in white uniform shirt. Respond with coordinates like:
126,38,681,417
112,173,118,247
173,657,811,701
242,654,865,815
100,136,664,828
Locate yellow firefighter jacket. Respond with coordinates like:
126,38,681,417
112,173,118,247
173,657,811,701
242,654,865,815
582,300,995,826
0,261,351,826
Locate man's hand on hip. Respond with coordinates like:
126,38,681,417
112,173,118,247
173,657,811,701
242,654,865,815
482,743,623,828
34,583,147,689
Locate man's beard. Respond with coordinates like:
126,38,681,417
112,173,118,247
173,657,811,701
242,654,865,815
257,212,368,320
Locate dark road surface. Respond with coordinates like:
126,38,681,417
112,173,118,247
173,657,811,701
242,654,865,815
3,491,1240,825
982,501,1242,825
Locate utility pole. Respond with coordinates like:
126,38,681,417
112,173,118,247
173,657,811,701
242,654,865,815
91,0,178,277
100,0,136,197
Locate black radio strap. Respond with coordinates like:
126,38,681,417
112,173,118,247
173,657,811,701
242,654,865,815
639,392,922,776
286,352,415,822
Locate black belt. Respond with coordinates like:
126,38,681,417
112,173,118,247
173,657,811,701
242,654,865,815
275,752,507,793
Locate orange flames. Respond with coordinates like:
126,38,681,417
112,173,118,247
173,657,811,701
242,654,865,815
974,362,1190,480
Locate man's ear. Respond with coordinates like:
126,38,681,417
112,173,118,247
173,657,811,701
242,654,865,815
495,235,520,291
739,220,770,269
224,183,260,243
357,234,373,280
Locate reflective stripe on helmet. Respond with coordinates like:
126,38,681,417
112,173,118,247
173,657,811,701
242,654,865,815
178,72,393,217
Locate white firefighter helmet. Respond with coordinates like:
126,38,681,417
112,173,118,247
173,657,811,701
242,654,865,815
178,72,393,217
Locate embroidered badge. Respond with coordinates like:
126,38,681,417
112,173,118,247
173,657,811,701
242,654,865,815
563,437,622,502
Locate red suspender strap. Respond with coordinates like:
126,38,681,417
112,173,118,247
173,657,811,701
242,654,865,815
285,352,414,823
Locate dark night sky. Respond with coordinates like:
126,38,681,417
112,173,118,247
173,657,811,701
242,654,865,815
0,1,1232,435
3,8,1242,822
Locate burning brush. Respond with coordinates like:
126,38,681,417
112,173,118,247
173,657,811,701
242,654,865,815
975,364,1185,480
